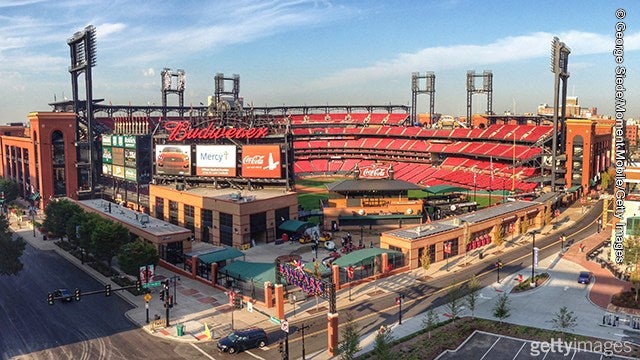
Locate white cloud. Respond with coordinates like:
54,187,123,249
311,30,640,90
143,68,155,77
95,22,126,39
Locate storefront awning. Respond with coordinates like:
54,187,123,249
198,247,244,265
423,185,468,195
567,185,581,193
333,248,402,267
278,219,311,233
219,261,275,285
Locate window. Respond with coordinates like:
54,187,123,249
201,209,213,243
155,197,164,220
169,201,178,225
627,217,640,236
184,205,195,232
220,212,233,246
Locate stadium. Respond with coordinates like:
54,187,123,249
0,26,613,271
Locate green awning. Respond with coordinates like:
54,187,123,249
198,247,244,265
278,219,311,233
333,248,402,267
567,185,581,193
31,192,40,201
423,185,468,195
219,261,275,285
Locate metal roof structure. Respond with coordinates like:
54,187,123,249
326,179,422,193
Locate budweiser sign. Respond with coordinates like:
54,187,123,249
164,121,269,142
360,164,389,179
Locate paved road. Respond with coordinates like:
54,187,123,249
0,243,218,360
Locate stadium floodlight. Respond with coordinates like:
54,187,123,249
466,70,476,91
177,69,186,91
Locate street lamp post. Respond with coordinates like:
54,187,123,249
530,230,538,285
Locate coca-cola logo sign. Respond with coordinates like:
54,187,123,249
243,155,265,165
360,165,389,179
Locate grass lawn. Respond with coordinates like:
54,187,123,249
298,193,328,211
356,317,640,360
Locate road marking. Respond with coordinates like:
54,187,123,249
244,350,267,360
190,343,216,360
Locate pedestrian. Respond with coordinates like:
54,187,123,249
597,218,602,233
370,241,374,248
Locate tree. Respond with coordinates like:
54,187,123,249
630,267,640,302
372,326,393,360
492,292,511,323
117,239,159,276
492,224,503,246
0,217,25,276
0,179,19,204
550,306,578,334
623,236,640,262
422,309,439,339
63,204,87,247
444,283,464,323
90,218,131,266
466,275,481,317
601,170,612,190
338,312,360,360
421,247,431,270
43,199,78,239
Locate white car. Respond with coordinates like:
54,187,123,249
324,240,336,251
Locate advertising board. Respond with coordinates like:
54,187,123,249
124,136,137,149
112,147,125,166
102,163,112,176
113,165,125,178
155,145,191,175
125,167,137,181
241,145,281,178
102,147,113,164
195,145,237,177
102,134,112,147
125,148,137,168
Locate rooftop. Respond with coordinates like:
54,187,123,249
78,199,190,237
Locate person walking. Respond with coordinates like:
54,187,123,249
597,218,602,233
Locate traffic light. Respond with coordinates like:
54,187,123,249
278,340,284,353
233,295,242,309
395,296,401,305
168,295,174,308
159,290,165,302
47,292,54,305
74,288,81,301
135,280,142,292
105,284,111,297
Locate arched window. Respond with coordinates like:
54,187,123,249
571,135,583,186
52,130,67,196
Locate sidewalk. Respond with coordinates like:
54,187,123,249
14,198,625,359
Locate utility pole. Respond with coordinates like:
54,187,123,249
299,323,312,360
164,279,170,327
396,294,404,325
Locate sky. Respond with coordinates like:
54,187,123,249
1,0,639,123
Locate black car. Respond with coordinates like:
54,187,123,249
578,271,594,284
54,288,73,302
217,328,268,354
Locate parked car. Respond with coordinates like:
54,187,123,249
217,328,268,354
578,271,594,284
54,288,73,302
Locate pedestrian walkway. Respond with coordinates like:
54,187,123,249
16,197,636,360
